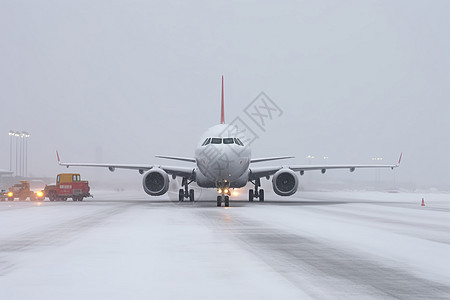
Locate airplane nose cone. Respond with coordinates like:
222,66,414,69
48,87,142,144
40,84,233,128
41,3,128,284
196,144,250,182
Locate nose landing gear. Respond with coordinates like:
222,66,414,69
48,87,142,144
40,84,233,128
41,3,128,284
216,195,230,207
216,183,230,207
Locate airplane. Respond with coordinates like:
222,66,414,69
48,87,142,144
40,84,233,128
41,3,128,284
57,76,401,207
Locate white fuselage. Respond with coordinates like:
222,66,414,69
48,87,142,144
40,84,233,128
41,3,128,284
194,124,251,188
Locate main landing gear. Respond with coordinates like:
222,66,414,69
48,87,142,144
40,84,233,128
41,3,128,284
249,178,264,202
179,178,194,202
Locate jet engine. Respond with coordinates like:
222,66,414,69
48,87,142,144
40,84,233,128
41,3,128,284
143,168,169,196
272,168,298,196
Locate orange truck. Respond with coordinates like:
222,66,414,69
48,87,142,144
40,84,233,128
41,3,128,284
6,181,45,201
44,173,91,201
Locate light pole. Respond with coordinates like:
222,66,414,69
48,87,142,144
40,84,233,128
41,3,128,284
20,132,24,177
9,131,14,171
23,132,30,177
20,133,23,176
14,131,20,176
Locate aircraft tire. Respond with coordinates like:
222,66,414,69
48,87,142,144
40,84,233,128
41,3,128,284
178,189,184,202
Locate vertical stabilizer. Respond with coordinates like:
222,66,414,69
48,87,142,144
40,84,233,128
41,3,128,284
221,76,225,124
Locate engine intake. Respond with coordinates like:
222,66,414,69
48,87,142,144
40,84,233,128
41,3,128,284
143,168,169,196
272,168,298,196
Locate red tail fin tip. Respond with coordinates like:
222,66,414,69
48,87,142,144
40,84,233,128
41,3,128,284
220,75,225,124
56,151,60,163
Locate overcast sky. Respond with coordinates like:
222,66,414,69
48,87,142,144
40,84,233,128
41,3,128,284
1,0,449,190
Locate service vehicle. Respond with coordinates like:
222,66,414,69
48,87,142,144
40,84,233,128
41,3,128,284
7,181,45,201
44,173,91,201
0,189,8,201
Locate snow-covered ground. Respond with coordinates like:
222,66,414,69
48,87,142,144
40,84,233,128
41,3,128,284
1,190,449,299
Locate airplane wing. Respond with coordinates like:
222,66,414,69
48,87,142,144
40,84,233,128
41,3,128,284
250,156,294,163
249,154,402,180
56,151,195,178
155,155,196,163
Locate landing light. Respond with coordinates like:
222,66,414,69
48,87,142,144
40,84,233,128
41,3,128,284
224,188,229,194
8,192,13,197
218,188,222,194
36,191,44,197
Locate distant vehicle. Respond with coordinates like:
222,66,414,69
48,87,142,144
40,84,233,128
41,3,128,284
7,181,45,201
0,189,8,201
44,173,91,202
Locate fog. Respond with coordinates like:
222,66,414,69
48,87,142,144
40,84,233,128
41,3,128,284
1,0,449,190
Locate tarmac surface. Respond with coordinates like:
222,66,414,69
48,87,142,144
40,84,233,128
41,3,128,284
1,190,449,299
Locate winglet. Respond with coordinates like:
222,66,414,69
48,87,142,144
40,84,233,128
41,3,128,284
56,151,61,164
398,152,403,165
220,75,225,124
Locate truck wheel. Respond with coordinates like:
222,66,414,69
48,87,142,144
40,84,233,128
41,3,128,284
8,197,14,202
49,192,56,201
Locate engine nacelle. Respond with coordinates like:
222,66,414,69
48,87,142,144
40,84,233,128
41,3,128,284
143,168,169,196
272,168,298,196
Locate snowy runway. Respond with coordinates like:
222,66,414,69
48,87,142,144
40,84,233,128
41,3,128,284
1,191,449,299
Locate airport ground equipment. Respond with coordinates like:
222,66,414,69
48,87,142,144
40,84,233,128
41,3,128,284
6,181,45,201
44,173,91,202
0,189,8,201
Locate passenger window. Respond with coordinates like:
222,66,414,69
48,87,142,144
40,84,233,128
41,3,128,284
211,138,222,144
78,175,80,181
223,138,234,144
73,175,76,182
236,138,244,146
57,175,60,183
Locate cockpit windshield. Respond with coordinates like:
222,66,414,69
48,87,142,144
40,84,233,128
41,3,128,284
201,138,211,146
202,137,244,146
234,138,244,146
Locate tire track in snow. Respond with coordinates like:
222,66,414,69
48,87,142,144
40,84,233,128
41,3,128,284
199,210,450,299
0,203,135,276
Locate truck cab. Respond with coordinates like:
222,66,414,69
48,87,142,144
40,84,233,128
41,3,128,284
45,173,91,201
